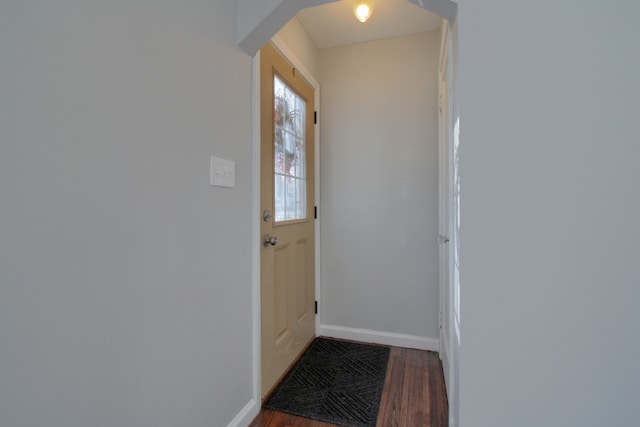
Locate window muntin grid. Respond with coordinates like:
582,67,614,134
274,75,306,222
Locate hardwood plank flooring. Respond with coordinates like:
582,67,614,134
249,346,448,427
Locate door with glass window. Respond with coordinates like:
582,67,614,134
260,42,315,398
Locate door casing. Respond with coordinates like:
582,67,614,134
438,19,456,408
250,34,321,402
247,14,459,427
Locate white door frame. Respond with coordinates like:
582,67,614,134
250,35,321,406
242,11,459,427
438,19,451,363
438,18,458,427
447,19,460,427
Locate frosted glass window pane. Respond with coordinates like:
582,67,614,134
285,178,295,220
274,78,285,128
296,139,305,179
296,178,306,218
295,97,305,138
284,132,295,175
274,75,306,222
275,174,285,221
275,129,284,174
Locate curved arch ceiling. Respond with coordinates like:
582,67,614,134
297,0,440,49
237,0,457,55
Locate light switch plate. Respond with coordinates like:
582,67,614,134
210,156,235,188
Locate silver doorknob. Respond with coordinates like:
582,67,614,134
263,234,278,247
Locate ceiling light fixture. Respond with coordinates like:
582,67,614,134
354,0,373,23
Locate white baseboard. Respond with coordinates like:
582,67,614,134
319,324,439,352
226,398,259,427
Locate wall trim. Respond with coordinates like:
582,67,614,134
250,50,262,411
320,324,440,352
226,398,259,427
250,33,322,419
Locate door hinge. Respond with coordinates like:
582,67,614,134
314,111,317,124
314,206,317,219
439,311,443,329
315,301,318,314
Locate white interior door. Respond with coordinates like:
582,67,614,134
438,20,454,396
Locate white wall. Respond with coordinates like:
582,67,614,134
6,0,639,425
457,0,640,426
0,1,254,426
274,17,321,81
237,0,331,54
319,32,441,344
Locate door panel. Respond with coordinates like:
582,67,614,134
273,245,289,342
260,42,315,398
295,240,309,324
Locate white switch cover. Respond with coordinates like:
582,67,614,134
210,156,235,188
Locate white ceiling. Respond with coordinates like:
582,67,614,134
296,0,442,49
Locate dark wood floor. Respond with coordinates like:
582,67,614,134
249,346,448,427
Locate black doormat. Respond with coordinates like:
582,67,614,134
263,337,390,427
